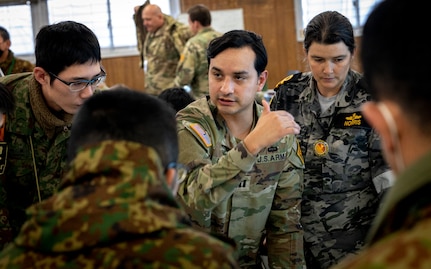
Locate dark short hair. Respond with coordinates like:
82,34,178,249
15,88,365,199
188,4,211,26
158,87,195,112
207,30,267,75
0,26,10,42
68,87,178,168
303,11,355,54
361,0,431,133
35,21,101,76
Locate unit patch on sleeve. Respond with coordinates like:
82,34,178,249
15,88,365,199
189,123,212,147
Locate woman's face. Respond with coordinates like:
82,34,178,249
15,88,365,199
306,41,353,97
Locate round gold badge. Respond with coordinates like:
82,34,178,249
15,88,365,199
314,140,329,157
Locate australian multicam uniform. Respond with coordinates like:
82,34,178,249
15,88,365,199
174,27,222,98
0,73,72,250
176,97,305,268
0,140,239,269
332,151,431,269
271,70,393,269
143,14,192,95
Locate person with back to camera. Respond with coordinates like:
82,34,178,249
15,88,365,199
0,20,106,250
176,29,306,268
270,11,394,269
0,26,34,76
139,4,192,95
0,87,240,268
173,4,222,99
158,87,195,112
331,0,431,268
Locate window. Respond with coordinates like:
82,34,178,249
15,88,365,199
294,0,383,40
0,0,177,57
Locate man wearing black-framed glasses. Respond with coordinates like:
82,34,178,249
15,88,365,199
0,20,104,250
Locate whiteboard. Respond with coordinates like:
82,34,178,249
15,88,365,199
177,8,244,34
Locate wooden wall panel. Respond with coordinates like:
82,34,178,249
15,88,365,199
102,55,146,92
181,0,304,88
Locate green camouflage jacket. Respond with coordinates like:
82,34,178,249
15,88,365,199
144,15,192,95
0,140,240,269
0,50,34,75
0,73,72,250
332,151,431,269
176,97,305,268
271,70,393,269
174,27,222,99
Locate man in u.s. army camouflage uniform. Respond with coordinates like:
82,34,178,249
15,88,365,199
176,30,305,268
139,4,192,95
0,88,239,269
0,26,34,76
270,11,393,269
173,4,222,99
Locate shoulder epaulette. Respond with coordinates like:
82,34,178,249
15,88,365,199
189,123,212,147
274,72,302,89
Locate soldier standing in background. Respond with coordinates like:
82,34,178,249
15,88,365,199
270,11,393,269
139,4,192,95
0,26,34,76
174,4,222,99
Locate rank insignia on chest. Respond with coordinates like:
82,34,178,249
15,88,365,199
314,139,329,157
0,142,7,175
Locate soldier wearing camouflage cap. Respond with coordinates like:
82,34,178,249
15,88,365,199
173,4,222,99
176,30,305,268
140,4,192,95
270,10,393,269
0,21,105,250
0,87,240,268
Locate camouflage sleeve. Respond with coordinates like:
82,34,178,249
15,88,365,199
174,42,198,87
177,124,256,211
369,128,394,195
266,139,305,268
171,24,192,56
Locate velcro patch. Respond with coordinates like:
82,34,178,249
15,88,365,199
333,112,371,129
190,123,212,147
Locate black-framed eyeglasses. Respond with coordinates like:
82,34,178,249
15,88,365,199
48,68,107,93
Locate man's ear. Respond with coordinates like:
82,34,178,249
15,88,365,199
165,167,179,195
33,67,50,85
361,101,394,153
258,70,268,92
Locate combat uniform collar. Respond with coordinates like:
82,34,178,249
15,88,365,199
14,140,190,252
29,76,73,139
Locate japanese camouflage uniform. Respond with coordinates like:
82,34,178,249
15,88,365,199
174,27,222,99
0,140,240,269
0,72,73,250
270,70,393,269
0,50,34,76
176,97,305,268
332,151,431,269
143,14,192,95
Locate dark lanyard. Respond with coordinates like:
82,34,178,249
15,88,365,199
6,57,15,75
